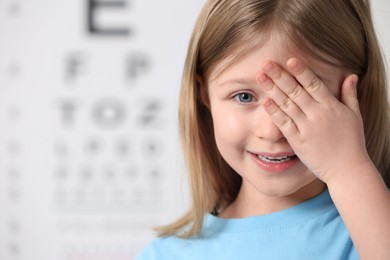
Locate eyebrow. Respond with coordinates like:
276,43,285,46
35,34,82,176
216,68,341,88
217,77,258,87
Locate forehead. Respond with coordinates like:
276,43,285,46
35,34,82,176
208,33,344,86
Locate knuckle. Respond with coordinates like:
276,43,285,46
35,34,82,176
265,102,279,115
307,77,322,91
279,97,291,110
288,85,302,100
279,117,292,129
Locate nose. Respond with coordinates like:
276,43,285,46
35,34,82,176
255,109,284,143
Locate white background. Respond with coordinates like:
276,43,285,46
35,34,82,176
0,1,388,259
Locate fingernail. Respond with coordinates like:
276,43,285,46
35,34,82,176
263,98,273,108
257,73,268,83
287,58,299,70
263,61,274,72
257,73,273,90
351,75,359,86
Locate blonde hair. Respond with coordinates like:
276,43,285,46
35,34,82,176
157,0,390,237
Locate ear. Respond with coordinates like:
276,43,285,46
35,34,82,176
197,75,210,109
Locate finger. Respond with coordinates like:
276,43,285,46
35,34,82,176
341,74,361,116
262,60,315,110
257,72,307,121
286,58,333,103
262,97,300,138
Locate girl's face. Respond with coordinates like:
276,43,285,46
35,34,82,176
207,34,347,214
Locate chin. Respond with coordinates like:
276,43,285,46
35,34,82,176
252,176,324,198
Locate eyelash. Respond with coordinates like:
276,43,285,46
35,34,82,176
233,91,256,104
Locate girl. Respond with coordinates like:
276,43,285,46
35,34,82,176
137,0,390,259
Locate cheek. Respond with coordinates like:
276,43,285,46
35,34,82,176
211,105,248,150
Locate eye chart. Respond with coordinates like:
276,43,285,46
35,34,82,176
0,1,204,259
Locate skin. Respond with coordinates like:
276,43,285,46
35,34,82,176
207,33,390,258
207,34,347,217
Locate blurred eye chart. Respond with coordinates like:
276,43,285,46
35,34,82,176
0,1,389,260
0,0,204,259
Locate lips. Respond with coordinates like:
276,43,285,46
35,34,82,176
250,152,299,172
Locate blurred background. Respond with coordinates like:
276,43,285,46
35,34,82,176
0,0,389,259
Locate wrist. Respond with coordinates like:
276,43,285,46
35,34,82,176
325,160,383,193
324,158,375,188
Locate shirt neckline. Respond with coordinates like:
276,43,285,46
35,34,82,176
203,188,334,234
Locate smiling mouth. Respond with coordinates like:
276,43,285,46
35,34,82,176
257,154,298,163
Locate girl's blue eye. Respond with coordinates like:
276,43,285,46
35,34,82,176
235,92,254,103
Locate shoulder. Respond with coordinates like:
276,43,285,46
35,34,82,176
135,237,171,260
135,235,197,260
135,231,220,260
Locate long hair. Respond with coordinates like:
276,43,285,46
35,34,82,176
157,0,390,238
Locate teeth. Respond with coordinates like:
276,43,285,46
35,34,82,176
258,155,295,163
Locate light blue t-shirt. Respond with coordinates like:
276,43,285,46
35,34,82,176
136,189,358,259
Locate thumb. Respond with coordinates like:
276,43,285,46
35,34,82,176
341,74,360,115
